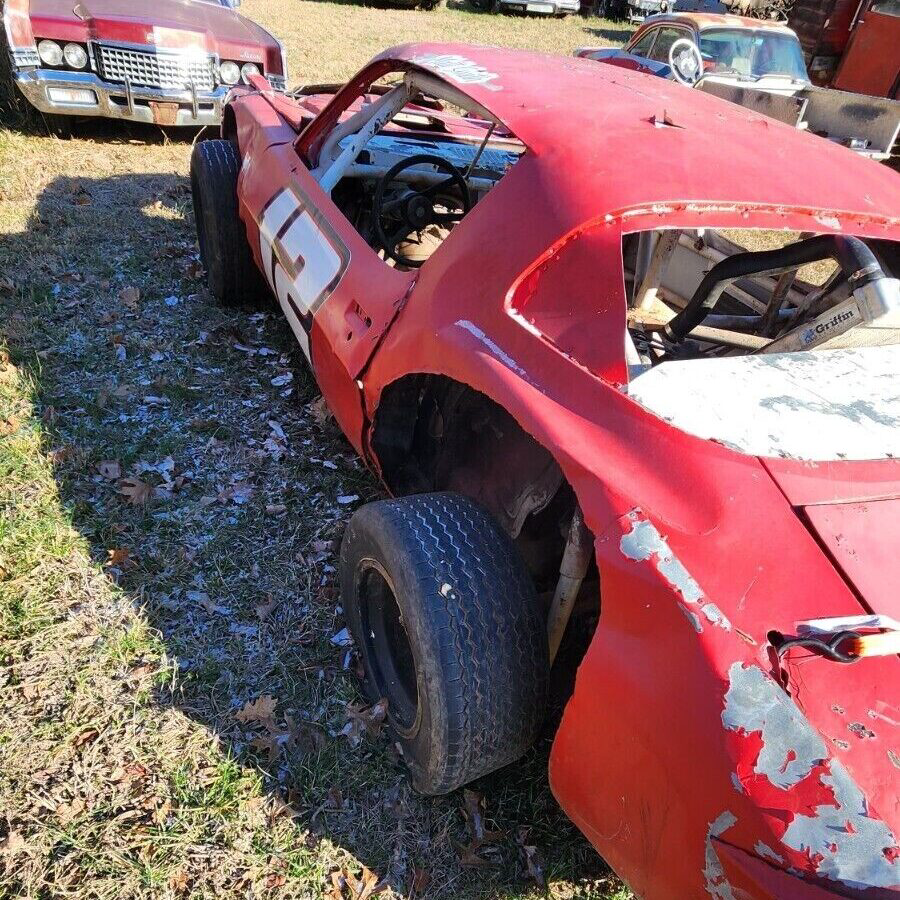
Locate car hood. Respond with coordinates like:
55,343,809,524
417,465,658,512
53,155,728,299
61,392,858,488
28,0,275,55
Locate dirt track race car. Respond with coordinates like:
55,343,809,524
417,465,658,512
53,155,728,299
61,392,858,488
190,43,900,899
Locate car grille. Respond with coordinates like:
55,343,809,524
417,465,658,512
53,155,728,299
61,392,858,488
96,44,216,92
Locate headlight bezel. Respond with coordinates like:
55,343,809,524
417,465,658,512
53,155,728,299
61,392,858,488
218,60,241,85
63,43,88,70
37,39,64,67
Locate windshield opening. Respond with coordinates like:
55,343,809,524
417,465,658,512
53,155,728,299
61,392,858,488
699,29,809,81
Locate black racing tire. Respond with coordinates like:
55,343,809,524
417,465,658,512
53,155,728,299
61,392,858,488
190,138,268,308
340,492,549,795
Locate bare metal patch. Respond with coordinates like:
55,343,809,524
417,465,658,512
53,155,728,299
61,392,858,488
781,760,900,889
722,663,826,789
724,664,900,890
703,811,737,900
620,514,731,631
754,841,784,865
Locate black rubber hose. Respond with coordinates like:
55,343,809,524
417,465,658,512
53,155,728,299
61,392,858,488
664,234,883,342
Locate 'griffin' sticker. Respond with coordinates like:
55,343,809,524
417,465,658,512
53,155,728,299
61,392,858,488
409,53,501,90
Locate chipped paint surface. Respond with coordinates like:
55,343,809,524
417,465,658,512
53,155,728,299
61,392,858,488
455,319,535,384
703,811,737,900
723,663,826,789
754,841,784,865
781,760,900,889
724,664,900,890
620,514,731,630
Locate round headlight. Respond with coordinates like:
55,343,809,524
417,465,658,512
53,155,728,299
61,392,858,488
37,40,63,67
241,62,260,83
63,43,88,70
219,61,241,85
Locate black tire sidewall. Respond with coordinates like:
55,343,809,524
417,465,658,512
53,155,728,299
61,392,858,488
341,493,549,795
342,516,451,791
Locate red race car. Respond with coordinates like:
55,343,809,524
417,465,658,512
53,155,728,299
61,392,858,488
190,44,900,899
2,0,286,127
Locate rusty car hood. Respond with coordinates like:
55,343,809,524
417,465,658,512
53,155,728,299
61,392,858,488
28,0,274,53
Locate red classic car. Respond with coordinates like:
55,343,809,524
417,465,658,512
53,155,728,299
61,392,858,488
2,0,286,127
190,44,900,898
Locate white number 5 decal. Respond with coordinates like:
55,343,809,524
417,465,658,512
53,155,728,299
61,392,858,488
258,186,350,360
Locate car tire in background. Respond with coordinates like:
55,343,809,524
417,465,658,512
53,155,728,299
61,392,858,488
340,492,549,796
190,138,269,308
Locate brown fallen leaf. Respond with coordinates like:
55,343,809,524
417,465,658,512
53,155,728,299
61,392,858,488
340,698,388,748
0,415,20,436
516,826,546,887
327,866,382,900
309,395,333,425
98,460,122,479
456,789,504,867
168,869,189,893
73,728,99,748
119,286,140,310
56,797,85,824
0,829,26,855
105,548,132,569
235,694,277,724
117,476,152,505
255,596,279,621
409,866,430,897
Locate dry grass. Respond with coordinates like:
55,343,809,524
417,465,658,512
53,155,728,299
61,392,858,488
0,2,632,899
242,0,630,84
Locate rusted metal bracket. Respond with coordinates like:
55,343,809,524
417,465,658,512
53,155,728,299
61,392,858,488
547,506,593,665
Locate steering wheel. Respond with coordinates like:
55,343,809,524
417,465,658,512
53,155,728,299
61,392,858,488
669,38,704,86
372,154,471,268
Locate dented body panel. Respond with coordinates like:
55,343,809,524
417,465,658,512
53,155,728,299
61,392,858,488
219,44,900,899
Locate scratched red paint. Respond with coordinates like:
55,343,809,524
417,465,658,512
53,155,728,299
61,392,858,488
220,45,900,898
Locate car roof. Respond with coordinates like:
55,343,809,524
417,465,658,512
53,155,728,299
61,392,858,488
304,44,900,231
642,12,797,33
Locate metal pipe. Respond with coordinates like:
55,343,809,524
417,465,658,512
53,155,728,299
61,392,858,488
665,234,883,343
547,507,593,666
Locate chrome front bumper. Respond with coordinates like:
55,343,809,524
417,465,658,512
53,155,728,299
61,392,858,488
498,0,580,12
13,67,229,126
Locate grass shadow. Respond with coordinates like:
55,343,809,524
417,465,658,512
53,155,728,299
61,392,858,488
581,23,633,41
0,162,626,899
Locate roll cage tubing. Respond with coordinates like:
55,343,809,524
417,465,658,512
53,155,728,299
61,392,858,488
296,60,504,170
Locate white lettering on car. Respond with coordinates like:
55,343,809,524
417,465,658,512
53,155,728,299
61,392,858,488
409,53,501,90
258,186,350,360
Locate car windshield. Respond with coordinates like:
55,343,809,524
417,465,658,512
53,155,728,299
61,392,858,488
698,29,808,80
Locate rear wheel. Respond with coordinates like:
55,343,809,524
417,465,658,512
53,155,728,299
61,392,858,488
340,492,549,795
190,138,268,308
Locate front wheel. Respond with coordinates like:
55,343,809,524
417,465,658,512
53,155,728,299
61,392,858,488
340,492,549,795
190,139,268,308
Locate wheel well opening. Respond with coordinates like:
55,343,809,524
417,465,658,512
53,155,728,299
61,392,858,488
221,104,237,144
370,374,599,712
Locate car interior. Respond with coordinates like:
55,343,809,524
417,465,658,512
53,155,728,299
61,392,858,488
297,71,524,268
622,228,900,367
